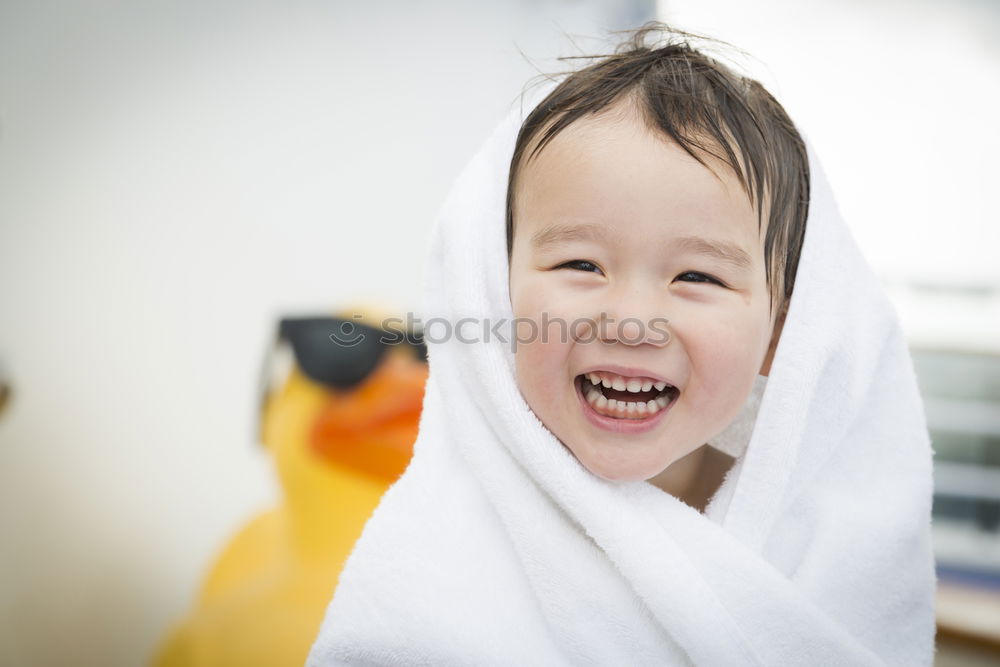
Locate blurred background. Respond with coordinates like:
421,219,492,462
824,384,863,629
0,0,997,665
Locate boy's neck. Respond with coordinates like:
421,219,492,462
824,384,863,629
647,445,735,512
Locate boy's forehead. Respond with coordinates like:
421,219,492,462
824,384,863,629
520,108,758,212
516,113,764,237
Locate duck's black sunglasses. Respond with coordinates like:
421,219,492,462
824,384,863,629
275,316,427,391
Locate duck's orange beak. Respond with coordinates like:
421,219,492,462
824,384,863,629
309,348,428,482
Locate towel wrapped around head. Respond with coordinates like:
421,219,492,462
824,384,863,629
306,81,936,666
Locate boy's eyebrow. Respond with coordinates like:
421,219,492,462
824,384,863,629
531,222,611,250
673,236,754,272
531,223,753,272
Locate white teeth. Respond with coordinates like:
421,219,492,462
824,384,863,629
585,372,671,393
587,390,672,419
583,372,678,419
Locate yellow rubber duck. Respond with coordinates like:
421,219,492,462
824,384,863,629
153,309,427,666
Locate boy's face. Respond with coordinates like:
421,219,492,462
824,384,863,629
508,107,780,483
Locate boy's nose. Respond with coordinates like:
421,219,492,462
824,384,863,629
590,301,672,347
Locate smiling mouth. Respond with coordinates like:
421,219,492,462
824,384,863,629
574,373,680,421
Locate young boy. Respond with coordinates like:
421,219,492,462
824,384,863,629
505,30,803,508
308,22,935,666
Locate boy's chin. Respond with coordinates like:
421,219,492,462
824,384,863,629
566,437,701,485
574,452,679,484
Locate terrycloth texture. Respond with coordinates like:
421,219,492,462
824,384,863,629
307,87,936,666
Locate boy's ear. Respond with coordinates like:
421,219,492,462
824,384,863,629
759,302,788,377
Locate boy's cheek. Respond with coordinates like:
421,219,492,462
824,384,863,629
679,308,770,360
676,316,768,405
512,349,567,429
511,286,588,335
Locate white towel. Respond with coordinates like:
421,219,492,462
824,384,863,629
307,85,936,666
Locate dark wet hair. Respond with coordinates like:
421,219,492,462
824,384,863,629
506,21,809,312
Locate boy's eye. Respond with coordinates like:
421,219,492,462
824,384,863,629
675,271,725,286
556,260,604,275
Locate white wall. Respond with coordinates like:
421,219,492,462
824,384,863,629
0,1,650,665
